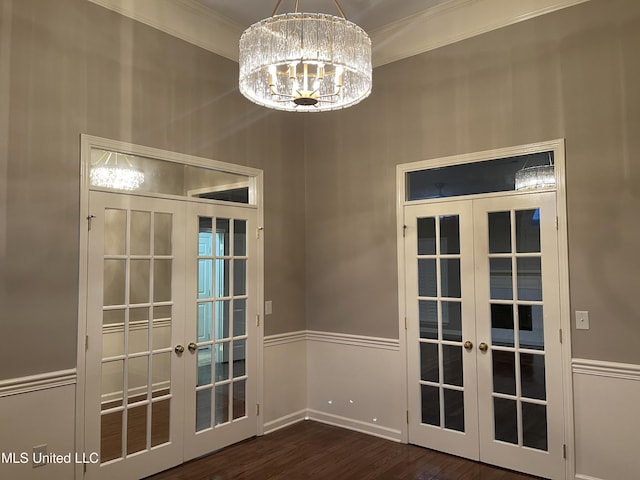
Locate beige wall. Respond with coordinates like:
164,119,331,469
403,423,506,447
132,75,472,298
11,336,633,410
304,0,640,363
0,0,306,380
1,0,639,382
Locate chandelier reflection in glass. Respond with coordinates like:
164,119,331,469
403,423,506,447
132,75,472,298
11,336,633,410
239,0,372,112
515,158,555,190
90,151,145,191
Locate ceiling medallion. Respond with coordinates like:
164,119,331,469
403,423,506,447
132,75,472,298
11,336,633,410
239,0,372,112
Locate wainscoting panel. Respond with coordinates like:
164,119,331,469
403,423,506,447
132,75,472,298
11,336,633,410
306,331,404,442
572,359,640,480
263,332,308,433
0,371,77,480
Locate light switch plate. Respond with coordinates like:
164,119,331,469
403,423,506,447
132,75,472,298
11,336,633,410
575,311,589,330
265,300,272,315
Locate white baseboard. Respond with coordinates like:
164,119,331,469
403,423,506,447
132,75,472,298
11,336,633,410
262,408,402,442
307,409,402,442
575,474,606,480
263,409,308,435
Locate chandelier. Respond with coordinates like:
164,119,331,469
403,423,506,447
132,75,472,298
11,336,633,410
90,151,145,191
239,0,372,112
515,165,555,190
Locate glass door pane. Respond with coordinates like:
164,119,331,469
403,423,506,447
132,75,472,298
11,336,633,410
405,201,478,460
99,205,177,462
485,208,548,450
86,192,185,480
184,204,257,460
194,216,249,432
417,214,465,431
474,192,564,479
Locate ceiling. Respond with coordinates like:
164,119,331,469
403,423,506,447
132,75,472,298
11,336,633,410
88,0,591,66
192,0,453,33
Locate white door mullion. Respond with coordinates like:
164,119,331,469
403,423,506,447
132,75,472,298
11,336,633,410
510,209,524,448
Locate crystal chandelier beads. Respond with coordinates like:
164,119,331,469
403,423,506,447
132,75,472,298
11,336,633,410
90,165,145,191
90,152,145,191
239,11,372,112
515,165,556,191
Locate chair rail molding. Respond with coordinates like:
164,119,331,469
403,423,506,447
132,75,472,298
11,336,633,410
306,330,400,351
572,358,640,380
0,369,77,397
265,330,400,350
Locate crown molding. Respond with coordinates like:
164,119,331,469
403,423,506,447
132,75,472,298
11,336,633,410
371,0,592,67
86,0,244,62
86,0,591,67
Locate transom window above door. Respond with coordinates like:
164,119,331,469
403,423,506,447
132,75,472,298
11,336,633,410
406,151,555,201
89,148,255,205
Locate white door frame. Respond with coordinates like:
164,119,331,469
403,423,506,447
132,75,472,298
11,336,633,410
396,139,574,479
76,134,264,479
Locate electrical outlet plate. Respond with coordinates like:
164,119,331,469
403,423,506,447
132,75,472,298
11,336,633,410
575,310,590,330
32,444,47,468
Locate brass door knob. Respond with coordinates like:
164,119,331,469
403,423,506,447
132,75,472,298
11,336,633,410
463,341,473,351
174,344,185,354
478,342,489,352
188,342,197,353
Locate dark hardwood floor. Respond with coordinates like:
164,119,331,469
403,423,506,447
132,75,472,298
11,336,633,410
146,420,543,480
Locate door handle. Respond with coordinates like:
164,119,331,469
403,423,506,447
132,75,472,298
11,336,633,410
478,342,489,352
188,342,198,353
463,341,473,351
174,344,185,354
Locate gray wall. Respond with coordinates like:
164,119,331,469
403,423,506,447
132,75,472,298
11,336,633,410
2,0,639,381
304,0,640,364
0,0,306,380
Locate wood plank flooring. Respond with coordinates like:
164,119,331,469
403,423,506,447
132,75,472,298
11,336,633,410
145,420,543,480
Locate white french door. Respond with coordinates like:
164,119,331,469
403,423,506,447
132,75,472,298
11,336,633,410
183,202,257,459
405,192,565,479
84,191,257,480
405,200,479,459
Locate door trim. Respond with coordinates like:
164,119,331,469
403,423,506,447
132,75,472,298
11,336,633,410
76,135,264,479
396,139,574,479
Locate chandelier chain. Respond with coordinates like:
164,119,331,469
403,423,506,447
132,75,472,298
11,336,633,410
272,0,347,19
